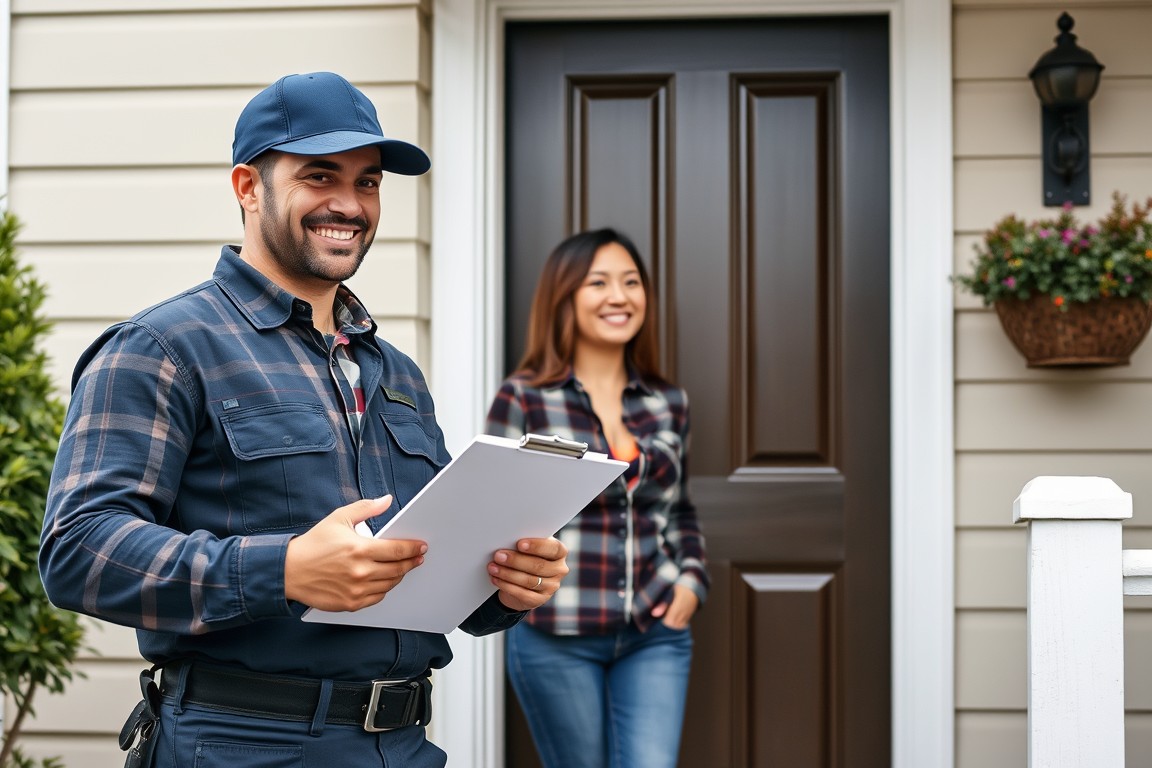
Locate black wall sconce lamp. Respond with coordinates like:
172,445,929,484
1028,12,1104,206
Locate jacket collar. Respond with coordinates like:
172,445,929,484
212,246,376,337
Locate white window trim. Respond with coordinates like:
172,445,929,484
429,1,955,767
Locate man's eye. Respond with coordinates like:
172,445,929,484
359,179,380,189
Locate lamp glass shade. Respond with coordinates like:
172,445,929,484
1031,63,1103,108
1028,13,1104,109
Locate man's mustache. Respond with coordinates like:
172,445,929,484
302,214,370,230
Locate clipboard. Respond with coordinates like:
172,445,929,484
301,433,627,633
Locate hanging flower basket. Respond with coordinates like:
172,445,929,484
953,192,1152,368
994,294,1152,367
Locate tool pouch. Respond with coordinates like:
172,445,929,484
119,666,162,768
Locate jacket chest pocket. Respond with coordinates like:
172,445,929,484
219,401,338,533
378,409,446,510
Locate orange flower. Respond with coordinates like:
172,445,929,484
1053,296,1065,307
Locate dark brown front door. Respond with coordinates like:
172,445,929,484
503,17,890,767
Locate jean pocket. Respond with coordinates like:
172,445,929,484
657,618,693,635
194,741,303,768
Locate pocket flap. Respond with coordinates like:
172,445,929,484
222,402,336,460
379,411,445,466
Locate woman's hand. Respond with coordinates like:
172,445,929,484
652,584,699,629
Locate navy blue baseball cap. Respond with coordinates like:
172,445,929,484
232,72,430,175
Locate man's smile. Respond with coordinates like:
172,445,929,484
310,226,358,241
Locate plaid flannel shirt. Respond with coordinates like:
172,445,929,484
485,369,709,635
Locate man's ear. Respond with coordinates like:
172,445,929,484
232,164,261,215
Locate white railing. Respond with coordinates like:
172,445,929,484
1014,475,1150,767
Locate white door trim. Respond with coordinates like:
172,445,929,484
429,2,955,767
1,0,11,210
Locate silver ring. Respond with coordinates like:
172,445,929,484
533,576,543,591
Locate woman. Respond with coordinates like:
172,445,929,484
486,228,709,768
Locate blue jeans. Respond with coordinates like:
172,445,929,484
506,621,693,768
148,674,446,768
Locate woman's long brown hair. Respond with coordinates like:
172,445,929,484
516,228,663,386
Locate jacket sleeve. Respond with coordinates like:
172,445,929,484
39,322,293,634
458,592,526,636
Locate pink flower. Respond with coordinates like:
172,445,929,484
1062,229,1076,244
1038,228,1052,238
1002,277,1017,288
1126,275,1135,283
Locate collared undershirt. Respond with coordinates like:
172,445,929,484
329,331,359,437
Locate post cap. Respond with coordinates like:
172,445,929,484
1013,475,1132,523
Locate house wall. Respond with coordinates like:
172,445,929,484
953,2,1152,765
4,1,431,765
13,0,1152,766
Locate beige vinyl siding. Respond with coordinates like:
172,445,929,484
7,2,430,765
954,3,1152,766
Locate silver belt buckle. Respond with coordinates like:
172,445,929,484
363,678,412,733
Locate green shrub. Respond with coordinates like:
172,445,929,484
0,207,85,768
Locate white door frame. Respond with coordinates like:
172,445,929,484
430,2,955,766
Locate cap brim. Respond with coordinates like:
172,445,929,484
271,131,431,176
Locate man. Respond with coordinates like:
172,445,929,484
39,71,568,767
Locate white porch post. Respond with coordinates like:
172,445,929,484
1014,476,1131,768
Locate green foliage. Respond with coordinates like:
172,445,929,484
6,749,63,768
954,192,1152,310
0,207,85,768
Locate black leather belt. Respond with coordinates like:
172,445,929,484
159,662,432,732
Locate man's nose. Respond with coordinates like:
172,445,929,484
326,183,363,216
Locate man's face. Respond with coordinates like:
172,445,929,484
256,147,384,284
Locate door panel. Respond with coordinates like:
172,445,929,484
504,18,890,767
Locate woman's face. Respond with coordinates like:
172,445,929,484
572,242,647,350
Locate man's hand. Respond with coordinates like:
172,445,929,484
488,537,569,612
285,495,427,612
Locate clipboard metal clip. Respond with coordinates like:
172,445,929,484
518,433,589,458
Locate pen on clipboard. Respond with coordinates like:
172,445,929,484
518,433,588,458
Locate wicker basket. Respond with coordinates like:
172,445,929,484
994,295,1152,367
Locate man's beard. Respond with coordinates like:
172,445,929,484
259,190,373,283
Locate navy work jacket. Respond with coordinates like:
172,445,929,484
40,247,522,681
